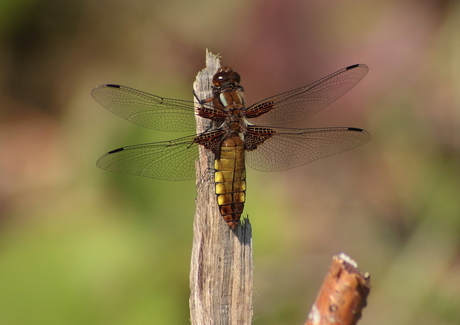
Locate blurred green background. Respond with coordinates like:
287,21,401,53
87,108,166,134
1,0,460,324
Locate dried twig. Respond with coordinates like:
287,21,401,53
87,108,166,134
306,253,370,325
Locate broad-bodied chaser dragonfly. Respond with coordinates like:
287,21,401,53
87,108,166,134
93,64,370,228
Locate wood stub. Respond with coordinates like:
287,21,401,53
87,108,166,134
306,253,370,325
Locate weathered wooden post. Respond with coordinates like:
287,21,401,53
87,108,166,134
189,50,253,325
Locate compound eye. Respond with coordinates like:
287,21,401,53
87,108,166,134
212,72,228,87
228,71,241,84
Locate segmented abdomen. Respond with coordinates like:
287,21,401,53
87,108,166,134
214,135,246,228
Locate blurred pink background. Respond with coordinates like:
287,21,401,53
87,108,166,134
1,0,459,324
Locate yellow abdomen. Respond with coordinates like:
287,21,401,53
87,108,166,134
214,136,246,228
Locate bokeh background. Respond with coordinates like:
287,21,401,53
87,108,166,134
1,0,460,324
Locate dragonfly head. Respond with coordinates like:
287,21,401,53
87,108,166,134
213,67,241,92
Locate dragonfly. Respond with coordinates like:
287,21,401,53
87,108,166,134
92,64,370,228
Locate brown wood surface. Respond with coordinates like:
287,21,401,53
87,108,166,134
189,50,253,325
306,254,370,325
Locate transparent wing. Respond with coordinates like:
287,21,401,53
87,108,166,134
246,64,368,125
92,84,201,132
246,126,370,172
96,135,200,180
